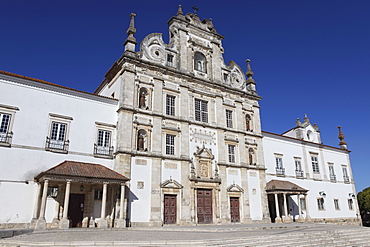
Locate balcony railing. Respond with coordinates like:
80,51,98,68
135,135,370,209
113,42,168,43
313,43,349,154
276,167,285,176
45,137,69,153
330,174,337,182
343,175,350,183
94,143,113,157
295,170,304,178
0,132,13,145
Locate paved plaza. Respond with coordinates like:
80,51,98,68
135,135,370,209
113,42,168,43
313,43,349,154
1,223,370,246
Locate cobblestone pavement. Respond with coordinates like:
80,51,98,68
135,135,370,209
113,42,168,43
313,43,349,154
1,223,369,246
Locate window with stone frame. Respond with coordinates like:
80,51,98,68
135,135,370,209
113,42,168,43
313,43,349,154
46,114,72,152
194,52,207,73
165,134,175,155
348,199,354,210
311,155,320,173
195,98,208,123
166,94,176,116
328,163,336,182
275,155,285,176
342,166,350,183
95,129,112,156
167,54,174,66
317,198,325,210
334,199,340,210
295,158,304,178
0,104,18,146
228,144,235,163
0,112,12,144
226,109,233,128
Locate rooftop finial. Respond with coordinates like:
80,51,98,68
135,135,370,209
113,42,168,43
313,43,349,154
192,5,199,14
124,13,137,52
246,59,254,82
177,5,183,16
338,126,347,149
127,13,136,38
304,114,310,123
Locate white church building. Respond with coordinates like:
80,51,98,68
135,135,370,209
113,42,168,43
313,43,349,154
0,6,360,229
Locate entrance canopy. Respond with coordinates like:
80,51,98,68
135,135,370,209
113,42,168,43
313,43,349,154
266,180,308,194
34,160,129,183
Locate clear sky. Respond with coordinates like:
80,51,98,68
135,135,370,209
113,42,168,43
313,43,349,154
1,1,369,192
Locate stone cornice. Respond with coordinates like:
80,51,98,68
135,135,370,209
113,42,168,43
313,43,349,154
117,105,263,138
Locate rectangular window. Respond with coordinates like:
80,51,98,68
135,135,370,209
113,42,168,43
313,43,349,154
0,113,12,144
275,156,285,176
276,157,283,169
226,110,233,128
300,198,306,210
295,159,304,178
195,99,208,123
0,113,11,133
166,134,175,155
46,121,69,151
317,198,325,210
228,144,235,163
329,164,336,182
95,130,112,156
223,73,228,83
166,95,175,116
334,199,340,210
51,122,66,141
348,199,354,210
94,190,103,200
342,167,350,183
311,156,320,173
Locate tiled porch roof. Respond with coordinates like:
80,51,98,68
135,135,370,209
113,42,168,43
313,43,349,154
266,180,308,193
35,160,129,182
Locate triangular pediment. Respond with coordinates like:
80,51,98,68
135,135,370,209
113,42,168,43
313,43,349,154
227,183,244,192
160,178,183,189
194,144,214,160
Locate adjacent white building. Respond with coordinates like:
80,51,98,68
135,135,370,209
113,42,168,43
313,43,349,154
0,6,361,229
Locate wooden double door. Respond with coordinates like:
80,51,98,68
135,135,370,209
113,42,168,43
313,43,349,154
197,189,213,224
164,194,177,224
230,197,240,222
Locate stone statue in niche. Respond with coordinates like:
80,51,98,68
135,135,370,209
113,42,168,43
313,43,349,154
139,90,146,108
246,114,251,131
137,130,147,151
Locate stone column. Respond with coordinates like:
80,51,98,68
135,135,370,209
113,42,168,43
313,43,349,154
59,180,71,229
50,200,60,228
98,182,108,228
115,183,126,228
30,182,42,226
274,193,282,223
304,194,311,222
190,186,196,224
297,194,304,222
282,193,292,222
35,179,49,229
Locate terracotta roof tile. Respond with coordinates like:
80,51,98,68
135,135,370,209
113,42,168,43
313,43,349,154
35,160,129,181
266,180,308,192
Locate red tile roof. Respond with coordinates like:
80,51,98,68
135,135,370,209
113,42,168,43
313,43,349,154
0,70,117,102
35,161,129,182
266,180,308,192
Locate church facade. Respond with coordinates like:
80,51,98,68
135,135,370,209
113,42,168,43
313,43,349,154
0,7,360,229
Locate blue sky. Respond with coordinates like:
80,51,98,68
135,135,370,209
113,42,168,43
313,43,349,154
1,1,369,192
